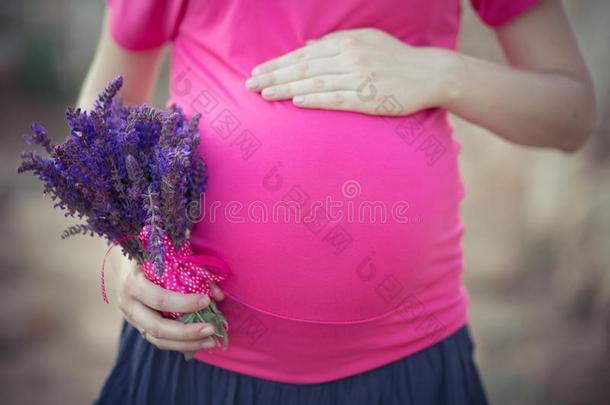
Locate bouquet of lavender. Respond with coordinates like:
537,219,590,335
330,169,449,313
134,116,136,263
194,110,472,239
18,77,228,359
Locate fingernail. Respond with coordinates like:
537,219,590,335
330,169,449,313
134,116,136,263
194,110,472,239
293,95,305,105
201,325,214,336
262,87,276,98
199,296,210,307
245,78,259,89
251,67,263,76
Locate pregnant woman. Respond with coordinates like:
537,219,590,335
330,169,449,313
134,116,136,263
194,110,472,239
87,0,595,403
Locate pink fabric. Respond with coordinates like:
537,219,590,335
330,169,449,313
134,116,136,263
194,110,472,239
106,0,539,384
106,0,186,50
139,226,229,320
471,0,541,27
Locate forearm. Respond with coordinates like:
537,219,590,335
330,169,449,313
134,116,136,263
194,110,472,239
76,9,163,110
439,51,595,152
79,8,164,273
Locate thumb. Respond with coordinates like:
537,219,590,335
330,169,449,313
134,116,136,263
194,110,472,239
209,280,225,302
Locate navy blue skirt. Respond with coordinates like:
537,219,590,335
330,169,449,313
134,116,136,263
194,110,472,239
94,320,488,404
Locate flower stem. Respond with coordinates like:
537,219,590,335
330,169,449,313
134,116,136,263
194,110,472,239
179,299,229,361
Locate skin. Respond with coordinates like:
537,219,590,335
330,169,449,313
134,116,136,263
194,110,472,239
79,0,595,354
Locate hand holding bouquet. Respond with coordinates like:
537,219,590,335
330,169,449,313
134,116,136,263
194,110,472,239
18,77,229,359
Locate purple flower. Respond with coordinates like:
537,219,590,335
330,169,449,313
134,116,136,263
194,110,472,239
18,76,208,264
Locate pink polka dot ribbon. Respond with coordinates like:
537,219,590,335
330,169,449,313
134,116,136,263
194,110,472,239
100,226,230,319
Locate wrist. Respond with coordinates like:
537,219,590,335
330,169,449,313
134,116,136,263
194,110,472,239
429,49,465,110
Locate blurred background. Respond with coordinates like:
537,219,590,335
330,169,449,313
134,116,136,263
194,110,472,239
1,1,608,404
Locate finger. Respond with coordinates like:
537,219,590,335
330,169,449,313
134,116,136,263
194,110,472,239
127,265,211,313
209,281,225,302
129,300,217,341
143,330,218,352
246,57,346,91
316,28,368,42
259,73,358,101
250,40,341,76
292,90,370,114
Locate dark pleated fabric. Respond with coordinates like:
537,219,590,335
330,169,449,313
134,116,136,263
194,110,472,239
93,320,488,405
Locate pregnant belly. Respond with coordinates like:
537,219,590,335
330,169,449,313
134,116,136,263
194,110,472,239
184,91,464,323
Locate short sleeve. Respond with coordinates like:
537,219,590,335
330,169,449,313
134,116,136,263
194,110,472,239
470,0,541,27
106,0,187,51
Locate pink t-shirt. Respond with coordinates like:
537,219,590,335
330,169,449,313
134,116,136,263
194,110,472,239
107,0,540,384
